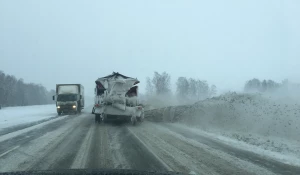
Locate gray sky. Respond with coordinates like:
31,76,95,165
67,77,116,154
0,0,299,96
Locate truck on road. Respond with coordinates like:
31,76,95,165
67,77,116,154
93,72,144,125
53,84,84,115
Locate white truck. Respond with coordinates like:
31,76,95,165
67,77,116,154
92,72,144,125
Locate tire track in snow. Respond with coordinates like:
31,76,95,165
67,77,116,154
127,127,172,171
86,122,170,171
162,123,300,175
129,122,276,175
27,115,92,170
0,114,89,172
71,121,96,169
0,115,73,157
85,123,114,169
0,146,20,158
0,117,172,172
0,115,70,143
0,116,60,136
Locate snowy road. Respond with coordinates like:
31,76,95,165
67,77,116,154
0,111,299,175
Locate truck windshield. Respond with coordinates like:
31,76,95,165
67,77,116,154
57,94,77,101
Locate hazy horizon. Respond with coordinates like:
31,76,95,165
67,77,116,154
1,0,299,96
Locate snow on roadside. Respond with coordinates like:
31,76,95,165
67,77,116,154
0,104,57,130
170,123,300,166
178,93,300,141
145,92,300,166
0,114,69,143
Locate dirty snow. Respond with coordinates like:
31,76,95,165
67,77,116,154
145,92,300,165
172,93,300,140
130,122,275,175
0,105,57,130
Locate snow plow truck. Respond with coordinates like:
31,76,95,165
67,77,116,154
92,72,144,125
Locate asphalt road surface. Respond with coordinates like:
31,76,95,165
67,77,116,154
0,111,299,175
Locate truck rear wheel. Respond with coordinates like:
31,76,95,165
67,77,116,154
102,114,108,123
131,116,137,125
95,114,101,123
137,112,144,122
137,117,143,122
132,119,136,125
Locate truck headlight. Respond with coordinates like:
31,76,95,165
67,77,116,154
57,106,60,109
72,105,76,108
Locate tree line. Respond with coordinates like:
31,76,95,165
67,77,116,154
176,77,217,102
244,78,288,93
0,70,55,107
145,71,217,104
2,70,293,107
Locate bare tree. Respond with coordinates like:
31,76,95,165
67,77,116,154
209,84,217,97
244,78,261,92
196,80,209,100
145,77,154,97
244,78,283,93
188,78,197,100
176,77,215,102
261,80,268,92
176,77,189,101
152,71,171,95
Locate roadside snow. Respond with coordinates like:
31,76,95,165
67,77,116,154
170,124,300,166
145,92,300,166
0,105,57,130
0,114,69,142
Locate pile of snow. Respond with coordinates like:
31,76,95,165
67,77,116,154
145,92,300,159
145,105,188,122
171,124,300,166
0,104,57,130
178,92,300,142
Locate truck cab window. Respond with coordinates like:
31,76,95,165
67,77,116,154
57,94,78,101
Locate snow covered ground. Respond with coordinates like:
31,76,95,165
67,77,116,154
0,101,298,174
169,123,300,166
145,92,300,166
0,104,57,130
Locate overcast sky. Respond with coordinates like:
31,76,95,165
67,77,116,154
0,0,299,96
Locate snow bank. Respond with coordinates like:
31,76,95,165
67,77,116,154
145,92,300,160
170,124,300,166
178,93,300,142
0,105,57,130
